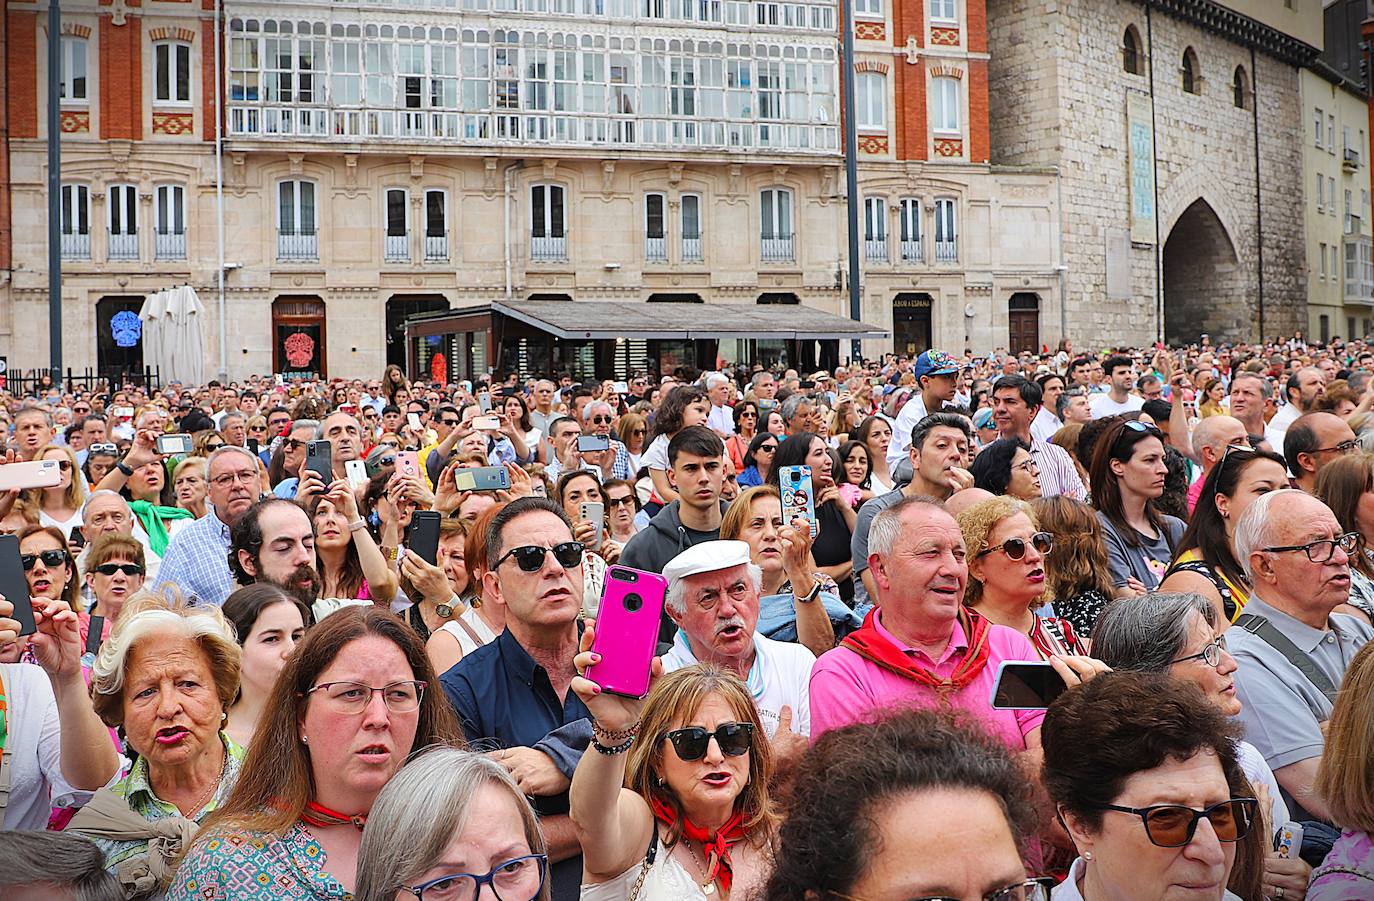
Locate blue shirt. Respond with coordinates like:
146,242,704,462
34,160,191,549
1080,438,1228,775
272,477,300,499
440,628,589,901
156,506,236,606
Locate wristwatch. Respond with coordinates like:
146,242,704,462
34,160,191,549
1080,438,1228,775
794,578,824,605
115,460,134,477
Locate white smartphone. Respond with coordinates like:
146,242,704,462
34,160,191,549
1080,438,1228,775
472,415,501,431
580,501,605,551
156,433,193,456
407,412,423,432
0,459,62,491
1275,822,1303,859
345,459,369,490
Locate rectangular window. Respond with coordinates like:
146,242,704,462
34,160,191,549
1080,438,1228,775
155,43,192,104
385,188,408,261
864,196,887,261
1330,114,1337,154
855,0,881,17
645,193,666,262
60,184,91,260
1320,243,1328,279
934,198,957,261
857,72,885,131
1331,177,1339,217
531,184,567,261
332,42,362,106
930,0,956,22
1317,172,1325,212
230,35,260,102
155,185,186,259
681,193,703,261
60,37,88,102
278,181,318,260
931,76,959,133
108,184,139,261
760,187,793,261
1315,108,1324,147
899,198,921,261
425,190,448,261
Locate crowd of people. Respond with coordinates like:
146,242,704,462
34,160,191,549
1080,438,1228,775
6,336,1374,898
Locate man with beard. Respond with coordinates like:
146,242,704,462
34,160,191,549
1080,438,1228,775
157,446,263,606
227,497,320,606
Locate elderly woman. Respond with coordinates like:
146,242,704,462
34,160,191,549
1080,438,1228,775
221,584,311,748
83,533,147,624
1043,672,1263,901
571,660,779,900
66,592,243,893
970,437,1042,501
764,709,1045,901
718,484,858,655
171,456,209,519
354,746,550,901
956,497,1087,658
400,519,471,643
1091,592,1311,898
168,606,462,898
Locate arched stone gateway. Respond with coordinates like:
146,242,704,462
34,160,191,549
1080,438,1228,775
1162,198,1244,345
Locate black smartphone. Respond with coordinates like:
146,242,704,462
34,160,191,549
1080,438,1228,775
306,440,332,481
86,616,105,655
0,534,36,636
407,510,442,566
989,661,1067,709
69,525,86,550
247,437,260,456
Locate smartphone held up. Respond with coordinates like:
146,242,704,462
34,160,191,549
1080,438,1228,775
585,566,667,699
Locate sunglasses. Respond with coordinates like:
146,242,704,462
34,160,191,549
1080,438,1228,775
590,415,614,425
93,562,145,577
608,495,636,508
1088,798,1258,848
48,459,72,471
494,541,584,572
21,549,68,569
1122,419,1161,436
977,532,1053,560
665,722,754,761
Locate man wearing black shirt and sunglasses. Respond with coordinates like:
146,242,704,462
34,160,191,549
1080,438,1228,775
440,496,592,901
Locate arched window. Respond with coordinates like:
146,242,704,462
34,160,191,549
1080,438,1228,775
1122,26,1142,75
1232,65,1248,109
1181,47,1200,95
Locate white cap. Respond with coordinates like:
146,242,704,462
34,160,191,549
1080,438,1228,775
662,540,752,586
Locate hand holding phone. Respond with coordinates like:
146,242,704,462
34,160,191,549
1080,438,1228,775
989,661,1068,709
585,566,668,698
779,465,818,537
306,440,333,481
0,534,36,637
407,510,442,566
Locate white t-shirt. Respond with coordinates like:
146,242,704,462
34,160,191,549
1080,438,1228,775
642,434,671,472
1089,393,1145,419
661,631,815,738
1,663,105,830
436,606,500,660
707,405,735,436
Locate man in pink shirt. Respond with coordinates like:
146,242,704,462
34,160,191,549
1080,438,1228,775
809,496,1046,751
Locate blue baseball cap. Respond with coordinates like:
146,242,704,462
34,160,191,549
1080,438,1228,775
913,350,963,382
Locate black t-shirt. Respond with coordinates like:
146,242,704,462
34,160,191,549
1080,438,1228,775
811,501,855,603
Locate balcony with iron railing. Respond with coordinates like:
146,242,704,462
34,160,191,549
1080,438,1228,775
385,233,410,263
424,232,449,262
761,235,794,262
156,231,187,260
61,233,91,260
645,236,667,263
899,238,923,263
530,235,567,262
681,236,703,262
108,233,139,261
865,238,888,262
935,239,958,263
278,230,319,261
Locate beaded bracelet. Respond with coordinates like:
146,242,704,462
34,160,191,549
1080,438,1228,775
592,720,640,743
592,736,635,756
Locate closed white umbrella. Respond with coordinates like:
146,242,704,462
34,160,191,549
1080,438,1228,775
137,289,172,383
165,285,207,385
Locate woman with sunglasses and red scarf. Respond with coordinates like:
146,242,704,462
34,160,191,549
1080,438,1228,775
570,659,779,900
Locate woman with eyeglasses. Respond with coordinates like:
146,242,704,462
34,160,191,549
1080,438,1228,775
1090,419,1186,595
616,412,650,475
222,583,311,748
1160,447,1289,623
173,455,210,519
192,428,228,459
82,532,146,625
17,525,83,645
1043,671,1265,901
764,709,1047,901
970,436,1043,502
570,661,778,900
737,432,778,489
603,479,641,544
355,746,550,901
168,606,463,900
1092,592,1308,897
1313,452,1374,624
28,443,86,537
855,416,895,495
956,496,1088,658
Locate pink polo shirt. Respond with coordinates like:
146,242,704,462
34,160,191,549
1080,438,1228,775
808,609,1046,748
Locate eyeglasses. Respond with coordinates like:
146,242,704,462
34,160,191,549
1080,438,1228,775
1088,798,1258,848
21,549,68,569
88,443,119,455
211,470,259,489
590,415,614,425
399,854,549,901
494,542,584,573
1171,634,1227,668
249,426,267,434
739,411,757,418
664,722,754,761
1011,458,1039,474
441,419,461,427
631,428,647,435
305,680,425,715
976,532,1053,560
608,495,636,508
758,445,777,454
50,459,72,472
92,562,145,577
376,455,397,467
833,878,1053,901
205,442,225,451
1262,531,1361,563
1315,439,1360,455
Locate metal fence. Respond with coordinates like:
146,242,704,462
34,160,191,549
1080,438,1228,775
2,366,161,397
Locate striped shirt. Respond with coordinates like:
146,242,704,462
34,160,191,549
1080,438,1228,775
1030,437,1087,501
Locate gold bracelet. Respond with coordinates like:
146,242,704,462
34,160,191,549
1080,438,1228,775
381,545,399,562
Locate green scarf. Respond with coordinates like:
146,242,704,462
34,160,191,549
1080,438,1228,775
127,500,196,557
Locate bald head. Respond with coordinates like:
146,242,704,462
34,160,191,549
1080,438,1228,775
1191,415,1249,467
944,487,996,518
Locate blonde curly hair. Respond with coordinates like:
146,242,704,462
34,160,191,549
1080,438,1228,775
955,495,1048,609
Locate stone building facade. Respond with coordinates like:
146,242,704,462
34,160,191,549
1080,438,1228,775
987,0,1319,346
0,0,1061,381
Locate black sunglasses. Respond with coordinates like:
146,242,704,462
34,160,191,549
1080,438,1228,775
665,722,754,761
21,549,68,570
494,542,584,573
977,532,1053,560
93,563,145,577
1088,798,1258,848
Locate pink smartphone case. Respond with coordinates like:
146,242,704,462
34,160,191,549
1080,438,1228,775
586,567,668,699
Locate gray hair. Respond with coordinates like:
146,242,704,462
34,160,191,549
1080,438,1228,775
220,411,245,427
0,831,123,901
82,488,132,521
1233,488,1300,583
354,746,549,901
1231,371,1273,400
207,444,260,473
780,394,811,424
665,561,763,616
582,400,614,422
290,418,321,438
1091,592,1216,672
705,372,730,390
15,404,53,428
868,495,947,561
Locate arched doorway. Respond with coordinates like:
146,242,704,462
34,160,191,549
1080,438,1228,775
272,296,326,378
1163,199,1243,344
893,293,934,357
97,296,145,381
386,295,449,370
1008,293,1040,354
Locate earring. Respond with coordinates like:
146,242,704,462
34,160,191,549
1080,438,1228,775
1083,850,1093,861
301,734,308,744
221,712,227,723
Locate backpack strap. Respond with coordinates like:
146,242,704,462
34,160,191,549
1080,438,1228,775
1234,613,1338,703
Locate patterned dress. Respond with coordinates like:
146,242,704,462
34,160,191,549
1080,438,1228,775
166,822,352,900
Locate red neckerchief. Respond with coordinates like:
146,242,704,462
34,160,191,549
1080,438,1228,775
299,800,367,831
840,607,992,700
649,795,747,893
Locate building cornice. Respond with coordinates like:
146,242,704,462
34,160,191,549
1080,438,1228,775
1145,0,1318,66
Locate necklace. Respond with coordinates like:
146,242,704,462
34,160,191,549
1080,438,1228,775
684,839,718,896
182,748,227,817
